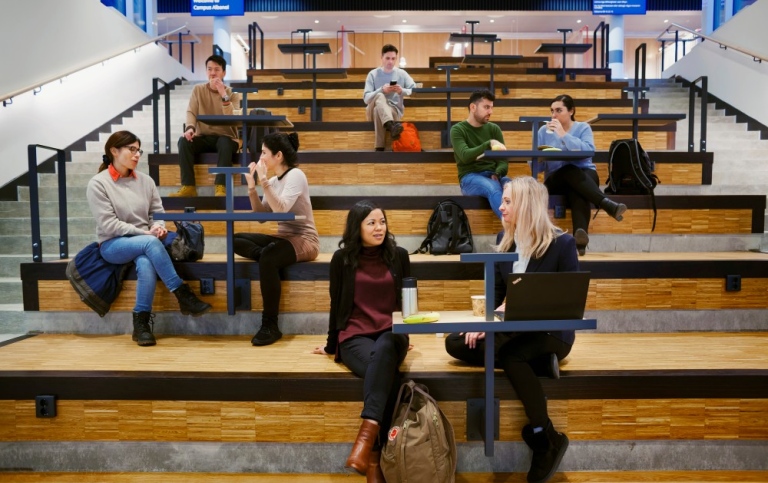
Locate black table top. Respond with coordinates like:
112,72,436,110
197,115,294,127
280,68,347,80
277,43,332,55
587,113,686,127
535,43,593,54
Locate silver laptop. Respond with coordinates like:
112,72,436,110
494,272,590,321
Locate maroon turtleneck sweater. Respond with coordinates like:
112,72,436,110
338,246,396,344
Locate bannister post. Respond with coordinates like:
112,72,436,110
28,145,68,262
699,77,708,152
153,78,160,154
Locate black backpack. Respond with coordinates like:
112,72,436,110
415,199,474,255
604,138,660,231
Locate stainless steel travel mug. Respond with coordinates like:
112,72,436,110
401,277,419,318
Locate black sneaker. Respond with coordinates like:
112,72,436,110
251,324,282,346
389,122,404,140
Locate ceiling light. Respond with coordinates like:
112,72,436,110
577,19,582,24
490,19,495,23
664,19,669,23
402,19,407,23
314,20,319,24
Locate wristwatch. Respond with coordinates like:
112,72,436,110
221,94,230,103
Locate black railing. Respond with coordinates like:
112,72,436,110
592,21,609,69
158,30,199,73
152,78,172,154
28,145,68,262
688,76,708,153
248,22,264,70
634,43,647,97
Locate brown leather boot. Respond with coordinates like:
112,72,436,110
345,419,379,475
367,449,385,483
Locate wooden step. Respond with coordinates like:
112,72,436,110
21,252,768,313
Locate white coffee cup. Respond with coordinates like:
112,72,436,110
471,295,485,317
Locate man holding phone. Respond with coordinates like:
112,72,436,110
363,44,416,151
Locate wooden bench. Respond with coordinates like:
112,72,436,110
148,150,714,187
20,252,768,313
1,332,767,445
151,194,765,237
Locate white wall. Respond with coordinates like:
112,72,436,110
0,44,191,188
1,0,155,101
664,0,768,126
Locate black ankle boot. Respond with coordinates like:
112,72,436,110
173,283,212,316
521,420,569,483
573,228,589,257
599,197,628,222
252,315,282,346
132,312,156,347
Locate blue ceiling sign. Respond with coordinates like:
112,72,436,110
190,0,245,16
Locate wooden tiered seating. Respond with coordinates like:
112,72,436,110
148,150,715,187
20,252,768,313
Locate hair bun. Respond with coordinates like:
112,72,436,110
287,132,300,151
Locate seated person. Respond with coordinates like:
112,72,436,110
537,94,627,256
451,89,510,219
445,176,577,483
171,54,241,197
363,44,416,151
313,200,411,481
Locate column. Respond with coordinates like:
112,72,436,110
606,15,625,79
213,16,232,79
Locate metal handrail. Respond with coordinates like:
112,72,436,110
634,43,647,96
28,145,68,262
152,78,172,155
248,22,264,70
687,76,708,153
157,29,201,73
664,23,766,63
592,21,609,69
1,25,187,105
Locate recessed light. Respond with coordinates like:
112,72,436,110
402,19,407,23
577,19,582,23
664,19,669,23
314,20,319,24
490,19,495,23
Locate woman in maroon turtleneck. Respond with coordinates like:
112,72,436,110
313,200,411,482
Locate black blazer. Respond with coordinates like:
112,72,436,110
324,245,411,355
493,231,580,344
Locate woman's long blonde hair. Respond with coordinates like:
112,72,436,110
496,176,561,259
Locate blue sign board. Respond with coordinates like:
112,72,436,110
191,0,245,16
593,0,647,15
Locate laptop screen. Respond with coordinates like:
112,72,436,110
494,271,591,321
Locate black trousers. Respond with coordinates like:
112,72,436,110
340,331,409,442
232,234,297,319
544,165,604,234
445,332,571,428
177,135,238,187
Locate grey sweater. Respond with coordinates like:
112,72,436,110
86,169,165,244
363,67,416,117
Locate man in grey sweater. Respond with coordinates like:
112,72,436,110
363,44,416,151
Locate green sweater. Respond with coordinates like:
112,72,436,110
451,121,508,181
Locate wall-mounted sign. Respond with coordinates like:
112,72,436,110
191,0,245,17
593,0,647,15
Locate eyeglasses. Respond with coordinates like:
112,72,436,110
123,146,144,156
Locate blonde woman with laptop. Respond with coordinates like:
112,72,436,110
445,176,578,483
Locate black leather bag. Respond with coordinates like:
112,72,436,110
415,199,474,255
168,221,205,262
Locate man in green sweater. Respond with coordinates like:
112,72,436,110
451,89,510,219
171,55,241,197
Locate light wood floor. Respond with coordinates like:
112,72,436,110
1,333,767,373
3,471,768,482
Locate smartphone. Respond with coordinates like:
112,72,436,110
390,80,397,86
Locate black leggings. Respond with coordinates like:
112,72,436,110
445,332,572,428
232,233,297,319
544,164,604,234
340,332,409,442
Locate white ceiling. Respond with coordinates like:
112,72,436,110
156,10,702,40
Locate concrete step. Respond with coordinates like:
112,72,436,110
0,255,30,278
0,200,93,218
0,217,96,236
0,234,94,256
3,307,767,335
0,278,22,305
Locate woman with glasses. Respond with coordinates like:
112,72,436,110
86,130,211,347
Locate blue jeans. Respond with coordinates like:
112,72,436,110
100,235,183,313
459,171,511,219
